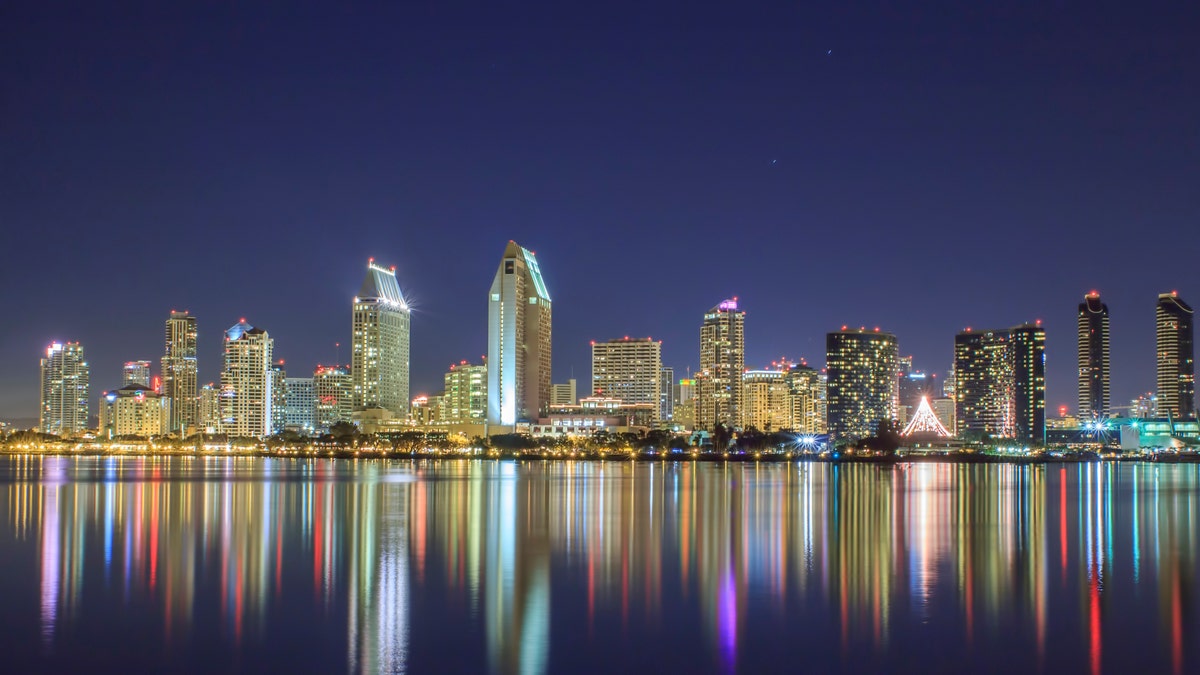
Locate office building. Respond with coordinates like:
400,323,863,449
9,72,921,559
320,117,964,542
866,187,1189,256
591,338,662,417
99,384,170,438
1010,323,1046,445
1077,292,1111,419
550,379,577,406
825,328,898,441
199,383,220,434
270,362,287,435
695,299,745,430
659,367,675,421
1156,292,1195,419
40,341,90,436
786,364,827,434
352,260,411,417
283,377,316,434
487,241,552,425
123,360,151,387
741,369,791,431
220,319,274,438
954,323,1046,444
161,310,198,434
315,364,353,432
443,360,487,424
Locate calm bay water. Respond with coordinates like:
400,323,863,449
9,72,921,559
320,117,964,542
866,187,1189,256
1,456,1197,674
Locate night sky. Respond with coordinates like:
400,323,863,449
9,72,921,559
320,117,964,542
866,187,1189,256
2,2,1197,422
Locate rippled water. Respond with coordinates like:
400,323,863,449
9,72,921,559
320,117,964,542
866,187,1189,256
1,456,1197,673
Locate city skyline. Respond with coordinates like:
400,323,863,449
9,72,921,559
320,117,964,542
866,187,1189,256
2,4,1198,423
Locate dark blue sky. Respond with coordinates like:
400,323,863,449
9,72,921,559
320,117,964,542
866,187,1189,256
2,1,1197,421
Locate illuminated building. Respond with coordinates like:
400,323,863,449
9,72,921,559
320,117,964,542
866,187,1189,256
741,369,790,431
283,377,315,434
487,241,552,425
352,260,411,417
825,328,898,441
1156,292,1195,419
1077,292,1111,419
1010,323,1046,445
99,383,170,437
785,364,827,434
314,365,353,432
659,367,675,421
930,397,955,432
943,364,956,399
443,360,487,423
591,337,662,418
547,396,657,429
1132,392,1158,418
678,378,695,404
270,362,287,435
123,360,151,387
954,323,1046,444
410,395,443,426
161,311,198,434
198,383,220,433
696,299,745,430
219,320,274,438
39,341,90,436
898,370,938,423
550,379,577,406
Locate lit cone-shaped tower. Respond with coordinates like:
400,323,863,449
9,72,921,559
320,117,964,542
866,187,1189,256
901,396,952,438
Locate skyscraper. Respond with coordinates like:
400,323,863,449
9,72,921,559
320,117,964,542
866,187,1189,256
785,364,827,434
123,360,151,387
1156,292,1195,419
40,341,89,436
283,376,316,434
659,366,675,421
198,383,221,434
270,362,287,435
955,323,1046,444
591,338,662,416
695,299,745,430
443,360,487,424
314,364,353,432
1077,292,1110,419
487,241,552,425
220,320,274,438
162,310,198,434
1010,323,1046,446
825,328,898,441
741,369,790,431
352,260,411,417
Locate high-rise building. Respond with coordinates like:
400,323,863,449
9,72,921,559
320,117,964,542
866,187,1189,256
1010,323,1046,446
40,341,90,436
443,361,487,424
550,380,577,406
1156,292,1195,419
741,369,791,431
695,299,745,430
352,260,411,417
283,377,316,434
1077,292,1111,419
954,323,1046,444
785,364,827,434
659,367,675,421
162,310,198,434
270,362,287,435
678,379,695,404
825,328,898,441
220,320,274,438
487,241,552,425
99,384,170,438
314,364,353,432
198,383,220,434
591,338,662,417
123,360,152,387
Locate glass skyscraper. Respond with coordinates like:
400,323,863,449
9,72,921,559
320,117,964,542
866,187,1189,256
825,328,898,441
1077,292,1110,419
487,241,552,425
352,261,411,418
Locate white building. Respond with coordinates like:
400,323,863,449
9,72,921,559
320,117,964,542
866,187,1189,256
40,341,90,436
315,365,353,432
123,360,151,387
591,337,662,418
352,261,411,417
488,241,552,425
100,384,170,438
284,377,316,434
220,320,274,438
161,310,198,434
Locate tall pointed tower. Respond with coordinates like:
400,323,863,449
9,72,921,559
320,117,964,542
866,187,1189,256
487,241,552,425
352,260,411,417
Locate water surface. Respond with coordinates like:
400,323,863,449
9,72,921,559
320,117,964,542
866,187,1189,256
1,456,1197,673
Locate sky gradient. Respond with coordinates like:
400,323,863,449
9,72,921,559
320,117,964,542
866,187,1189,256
2,1,1198,422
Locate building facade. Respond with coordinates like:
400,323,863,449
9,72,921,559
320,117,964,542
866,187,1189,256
1077,292,1111,419
550,379,577,406
314,365,353,432
487,241,552,425
40,341,90,436
954,324,1046,445
1156,292,1195,419
786,365,827,434
161,310,198,434
443,361,487,424
199,383,220,434
741,369,791,431
123,360,151,387
590,338,662,417
220,320,274,438
695,299,745,430
1010,323,1046,445
825,329,898,441
283,377,316,434
270,362,287,435
100,384,170,438
659,367,675,421
352,261,411,417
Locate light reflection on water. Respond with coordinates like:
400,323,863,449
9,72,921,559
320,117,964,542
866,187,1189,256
1,456,1198,674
